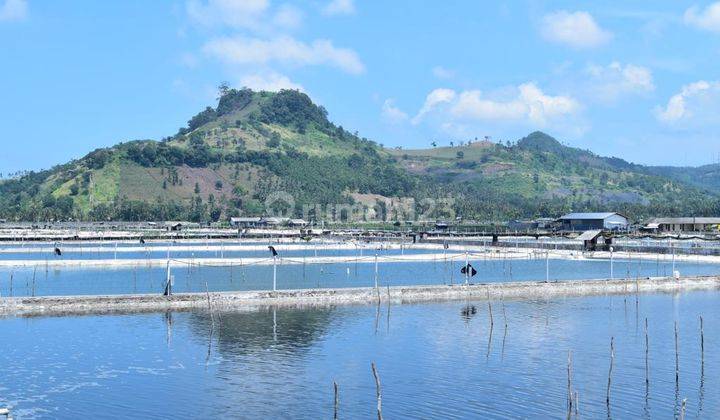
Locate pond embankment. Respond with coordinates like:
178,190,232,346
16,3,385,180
2,275,718,317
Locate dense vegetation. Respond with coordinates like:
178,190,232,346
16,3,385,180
1,88,719,224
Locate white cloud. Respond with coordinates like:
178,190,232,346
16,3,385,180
239,71,303,92
684,2,720,32
414,83,579,127
273,4,302,29
540,11,612,48
0,0,27,22
203,36,365,74
655,80,720,124
322,0,354,16
586,61,654,102
412,88,457,124
186,0,269,29
432,66,455,80
381,99,409,124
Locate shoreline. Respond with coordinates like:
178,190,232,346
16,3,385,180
0,245,718,269
2,275,718,317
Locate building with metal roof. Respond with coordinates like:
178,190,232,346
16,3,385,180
645,217,720,232
558,212,628,231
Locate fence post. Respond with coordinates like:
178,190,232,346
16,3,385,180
273,255,277,292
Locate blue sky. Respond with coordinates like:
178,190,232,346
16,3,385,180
2,0,720,175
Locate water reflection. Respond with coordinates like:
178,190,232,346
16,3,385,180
0,291,719,418
460,304,477,321
186,306,336,356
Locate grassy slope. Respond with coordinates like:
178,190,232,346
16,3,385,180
1,91,716,221
389,132,694,206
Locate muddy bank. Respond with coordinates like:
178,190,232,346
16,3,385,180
2,275,718,317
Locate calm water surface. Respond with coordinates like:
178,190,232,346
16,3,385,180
0,255,719,297
0,291,717,418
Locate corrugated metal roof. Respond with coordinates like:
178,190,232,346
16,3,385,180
649,217,720,224
576,229,603,241
559,212,620,220
230,217,262,222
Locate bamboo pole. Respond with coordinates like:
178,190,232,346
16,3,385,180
488,301,494,329
334,381,339,420
675,321,680,386
272,255,277,292
464,252,469,286
644,318,649,389
606,337,615,407
680,398,687,420
374,254,379,301
501,301,508,359
567,350,573,419
700,316,704,361
205,281,214,329
371,362,383,420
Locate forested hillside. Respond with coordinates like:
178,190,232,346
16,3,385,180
1,88,718,223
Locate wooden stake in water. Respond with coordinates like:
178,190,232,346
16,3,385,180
371,362,383,420
645,318,650,389
606,337,615,407
672,243,676,277
333,381,339,420
31,266,37,297
205,281,214,329
567,350,573,419
374,254,380,300
680,398,687,420
545,250,549,282
700,316,704,362
272,255,277,292
675,321,680,385
464,252,469,286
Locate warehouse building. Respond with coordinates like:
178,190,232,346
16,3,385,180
644,217,720,233
558,212,629,231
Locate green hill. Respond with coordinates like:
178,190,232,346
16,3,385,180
0,88,718,223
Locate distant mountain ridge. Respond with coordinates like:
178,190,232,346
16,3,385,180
1,88,718,223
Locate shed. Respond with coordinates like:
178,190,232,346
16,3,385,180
288,219,308,227
645,217,720,232
558,212,628,231
230,217,262,228
164,221,184,231
261,217,290,226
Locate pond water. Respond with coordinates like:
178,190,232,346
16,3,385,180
0,290,716,418
0,245,425,261
1,255,719,297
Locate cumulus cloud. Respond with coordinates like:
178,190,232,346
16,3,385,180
655,80,720,124
322,0,354,16
413,83,579,127
203,36,365,74
412,88,457,124
0,0,27,22
381,99,409,124
540,11,612,48
239,71,303,92
586,61,654,102
684,2,720,32
186,0,269,29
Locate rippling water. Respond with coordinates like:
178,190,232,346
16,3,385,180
0,290,717,419
0,253,719,297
